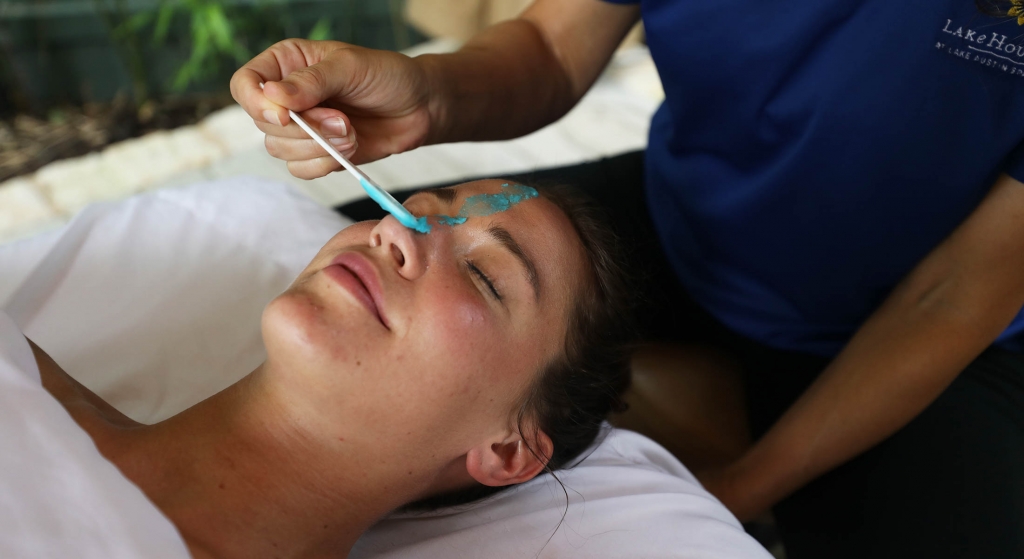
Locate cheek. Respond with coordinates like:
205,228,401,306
417,290,496,368
403,292,533,414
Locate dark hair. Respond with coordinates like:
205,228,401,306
404,182,637,511
516,183,636,470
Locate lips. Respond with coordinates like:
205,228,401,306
324,252,389,329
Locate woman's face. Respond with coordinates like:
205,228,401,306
261,180,585,469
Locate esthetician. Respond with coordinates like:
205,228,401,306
231,1,1024,557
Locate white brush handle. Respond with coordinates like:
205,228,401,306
257,83,416,223
287,110,370,184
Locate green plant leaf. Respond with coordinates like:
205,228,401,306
153,1,176,45
171,12,213,91
205,4,235,53
307,16,332,41
172,60,196,91
191,13,212,61
110,10,153,41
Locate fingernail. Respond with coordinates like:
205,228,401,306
329,137,352,147
262,110,281,126
322,117,347,137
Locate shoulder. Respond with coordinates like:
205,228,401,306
0,310,189,558
29,337,137,430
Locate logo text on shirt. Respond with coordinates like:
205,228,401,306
937,19,1024,77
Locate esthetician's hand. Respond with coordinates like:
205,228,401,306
231,39,433,178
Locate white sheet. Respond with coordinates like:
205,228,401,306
2,177,347,422
0,310,190,558
0,179,770,558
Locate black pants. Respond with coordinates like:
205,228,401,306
336,151,1024,558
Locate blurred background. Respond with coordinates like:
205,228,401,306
0,0,659,249
0,0,435,182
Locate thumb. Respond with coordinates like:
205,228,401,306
263,61,345,114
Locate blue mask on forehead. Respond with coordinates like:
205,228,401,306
436,183,539,226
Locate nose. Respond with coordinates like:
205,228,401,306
369,215,429,280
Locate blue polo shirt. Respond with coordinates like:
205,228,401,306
606,0,1024,355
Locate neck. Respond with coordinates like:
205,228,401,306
105,368,437,559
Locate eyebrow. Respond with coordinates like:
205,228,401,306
486,225,540,301
424,187,457,205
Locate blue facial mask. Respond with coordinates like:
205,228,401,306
436,183,539,226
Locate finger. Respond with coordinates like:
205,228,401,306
231,39,330,126
254,119,306,139
231,51,294,127
286,150,360,180
253,106,355,141
335,111,427,164
264,135,357,162
262,46,359,113
231,66,288,127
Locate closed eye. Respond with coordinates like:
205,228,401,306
467,260,502,301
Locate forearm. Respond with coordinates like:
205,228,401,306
729,174,1024,514
416,0,640,144
417,19,575,144
734,287,1007,511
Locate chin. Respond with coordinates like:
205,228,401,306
262,289,347,365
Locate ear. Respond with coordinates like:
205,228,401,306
464,429,554,487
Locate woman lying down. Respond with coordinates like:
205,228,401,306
0,179,636,558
